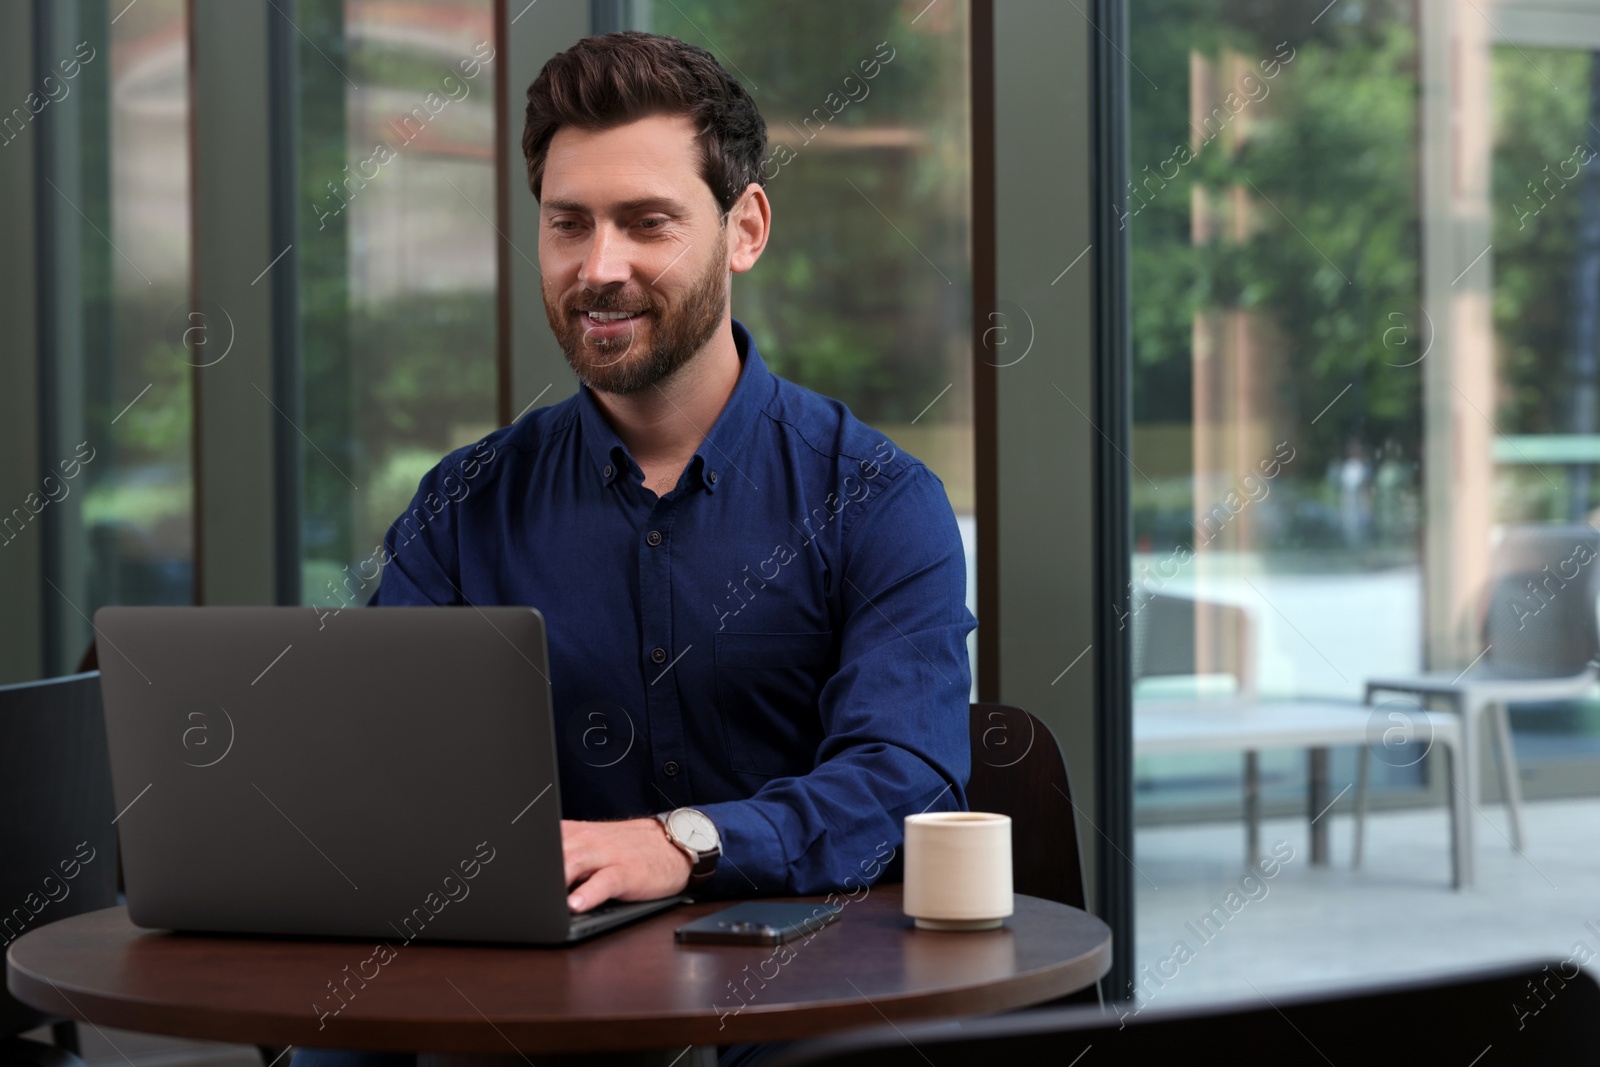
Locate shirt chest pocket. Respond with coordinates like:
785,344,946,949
714,631,834,778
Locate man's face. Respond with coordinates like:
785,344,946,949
539,113,732,395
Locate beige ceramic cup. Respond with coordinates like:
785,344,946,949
902,811,1014,930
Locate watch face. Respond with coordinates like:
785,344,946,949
668,808,720,853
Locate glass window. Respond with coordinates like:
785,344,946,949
295,0,498,607
1126,0,1600,1006
38,0,194,676
1489,42,1600,773
28,1,972,668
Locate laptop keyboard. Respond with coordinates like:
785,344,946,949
567,895,681,937
574,899,629,921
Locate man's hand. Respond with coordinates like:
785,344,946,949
561,817,693,912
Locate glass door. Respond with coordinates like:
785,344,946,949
1125,0,1600,1008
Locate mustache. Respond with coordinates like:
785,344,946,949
566,292,655,314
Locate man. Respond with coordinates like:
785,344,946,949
295,29,974,1067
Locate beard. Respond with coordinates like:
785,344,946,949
543,240,729,396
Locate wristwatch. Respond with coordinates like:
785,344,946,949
655,807,722,889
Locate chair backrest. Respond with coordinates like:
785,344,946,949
966,703,1088,912
765,958,1600,1066
1482,523,1600,677
1130,590,1256,697
0,672,119,1037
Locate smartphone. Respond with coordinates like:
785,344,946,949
674,901,844,946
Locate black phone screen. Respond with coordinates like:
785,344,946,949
674,901,845,946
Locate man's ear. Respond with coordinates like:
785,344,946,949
727,182,770,274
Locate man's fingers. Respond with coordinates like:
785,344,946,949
561,820,602,890
561,818,690,910
568,865,623,913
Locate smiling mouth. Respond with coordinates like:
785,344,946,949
581,309,646,324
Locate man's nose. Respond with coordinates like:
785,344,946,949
578,225,630,291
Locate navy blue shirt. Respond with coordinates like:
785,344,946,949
368,319,976,897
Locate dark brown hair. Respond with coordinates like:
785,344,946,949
522,31,767,217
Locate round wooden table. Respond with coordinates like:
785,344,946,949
6,886,1111,1065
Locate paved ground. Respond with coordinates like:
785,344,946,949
1132,796,1600,1010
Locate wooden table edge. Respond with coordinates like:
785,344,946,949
6,906,1113,1055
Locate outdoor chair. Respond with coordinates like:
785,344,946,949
1363,523,1600,875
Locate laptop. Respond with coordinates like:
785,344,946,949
93,605,683,944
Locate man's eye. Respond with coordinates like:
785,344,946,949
638,218,667,230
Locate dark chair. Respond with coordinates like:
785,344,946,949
967,703,1089,912
966,704,1097,1008
764,958,1600,1066
0,672,118,1066
66,646,285,1067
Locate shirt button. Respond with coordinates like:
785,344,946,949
646,530,663,547
603,464,614,478
707,470,719,485
650,647,668,664
663,760,680,777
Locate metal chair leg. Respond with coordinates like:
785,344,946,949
1458,694,1481,882
1447,733,1471,889
1488,700,1526,852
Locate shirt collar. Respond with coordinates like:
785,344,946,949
576,318,774,494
